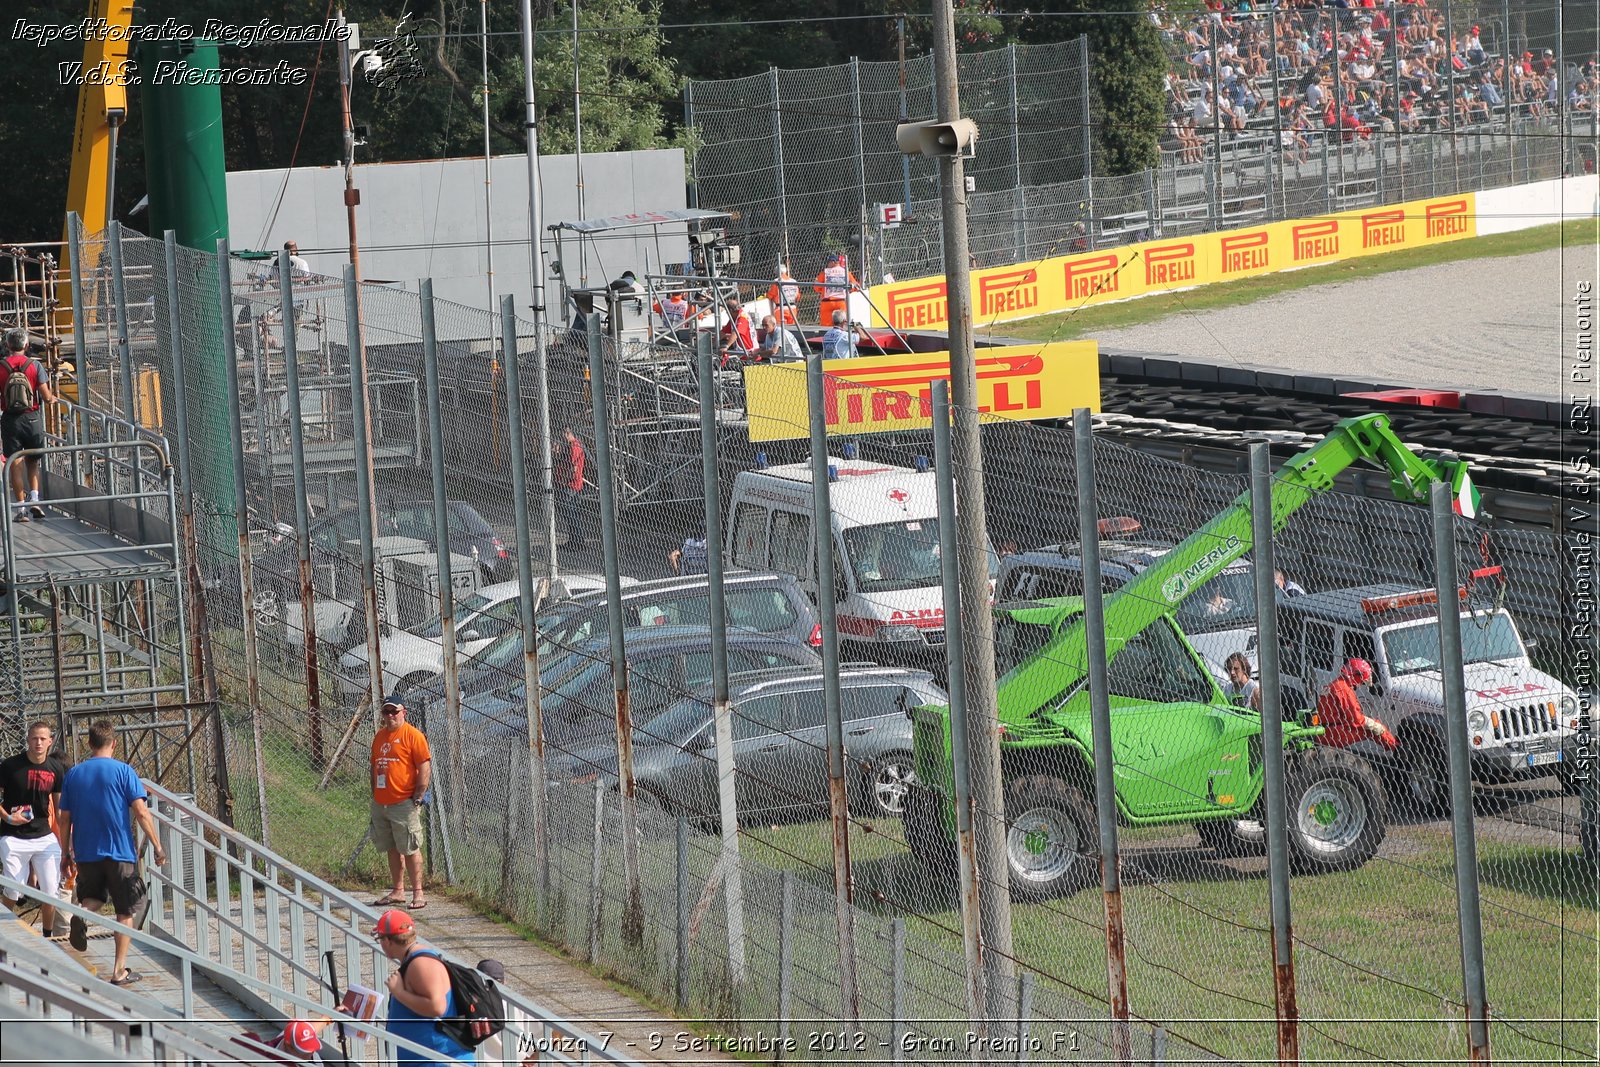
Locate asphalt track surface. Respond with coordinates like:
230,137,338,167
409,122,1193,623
1091,242,1600,398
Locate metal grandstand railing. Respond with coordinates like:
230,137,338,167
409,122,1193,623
140,783,642,1067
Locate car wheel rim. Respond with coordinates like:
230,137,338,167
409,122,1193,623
1296,779,1367,854
1008,805,1082,882
874,761,915,814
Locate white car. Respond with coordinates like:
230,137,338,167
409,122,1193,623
336,573,633,700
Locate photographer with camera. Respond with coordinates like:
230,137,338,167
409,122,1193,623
3,329,55,523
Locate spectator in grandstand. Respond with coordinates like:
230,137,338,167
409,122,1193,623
57,720,166,987
370,909,473,1066
813,253,858,327
1316,659,1398,752
3,329,53,523
766,261,802,326
820,310,859,360
1175,114,1206,163
1465,25,1486,67
0,720,68,938
368,698,432,911
1571,81,1593,111
1477,68,1504,108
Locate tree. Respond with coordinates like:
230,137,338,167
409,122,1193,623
1013,0,1165,175
0,0,682,244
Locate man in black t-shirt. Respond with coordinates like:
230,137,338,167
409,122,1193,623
0,721,70,934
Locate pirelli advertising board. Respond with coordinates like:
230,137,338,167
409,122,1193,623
742,341,1099,443
869,192,1476,331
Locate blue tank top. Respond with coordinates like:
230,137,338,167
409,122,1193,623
388,949,473,1065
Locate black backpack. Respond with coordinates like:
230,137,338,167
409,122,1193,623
4,357,35,415
398,950,506,1049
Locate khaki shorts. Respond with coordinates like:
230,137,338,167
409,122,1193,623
370,799,423,855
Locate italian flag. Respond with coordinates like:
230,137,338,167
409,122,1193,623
1452,466,1480,519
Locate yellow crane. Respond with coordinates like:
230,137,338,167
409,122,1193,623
58,0,135,325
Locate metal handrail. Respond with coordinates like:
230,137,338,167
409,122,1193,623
0,872,473,1066
143,783,644,1066
0,953,257,1066
0,437,178,585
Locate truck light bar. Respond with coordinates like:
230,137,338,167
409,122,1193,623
1362,565,1503,614
1361,587,1461,613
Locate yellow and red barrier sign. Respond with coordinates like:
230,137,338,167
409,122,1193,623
742,341,1099,443
869,192,1478,330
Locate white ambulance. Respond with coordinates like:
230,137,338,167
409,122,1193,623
725,456,996,659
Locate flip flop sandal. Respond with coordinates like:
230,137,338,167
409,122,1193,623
370,894,405,907
408,900,428,910
111,969,143,986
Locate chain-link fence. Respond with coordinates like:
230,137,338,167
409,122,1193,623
685,39,1093,295
688,1,1593,289
18,225,1596,1061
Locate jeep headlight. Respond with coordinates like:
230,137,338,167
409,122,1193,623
1560,694,1579,728
1468,709,1489,735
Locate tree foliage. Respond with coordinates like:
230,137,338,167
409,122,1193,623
1012,1,1165,175
0,0,1167,242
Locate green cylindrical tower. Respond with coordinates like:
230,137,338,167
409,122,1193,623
139,38,235,542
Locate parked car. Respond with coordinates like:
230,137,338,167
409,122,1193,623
334,573,636,701
253,499,510,647
450,626,824,750
553,664,942,826
419,570,823,706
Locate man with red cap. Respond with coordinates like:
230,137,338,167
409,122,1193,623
235,1018,330,1065
814,252,858,327
372,909,472,1064
1316,658,1398,751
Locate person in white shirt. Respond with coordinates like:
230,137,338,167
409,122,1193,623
284,241,312,277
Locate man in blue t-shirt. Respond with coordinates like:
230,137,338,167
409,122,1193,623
57,720,166,986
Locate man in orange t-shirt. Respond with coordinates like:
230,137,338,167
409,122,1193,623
369,698,433,910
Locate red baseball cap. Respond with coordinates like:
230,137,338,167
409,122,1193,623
282,1020,322,1055
372,909,415,936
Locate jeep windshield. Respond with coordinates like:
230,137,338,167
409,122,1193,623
1171,569,1256,633
1382,612,1525,675
844,520,997,595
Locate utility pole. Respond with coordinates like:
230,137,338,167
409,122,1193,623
337,10,362,281
928,0,1016,1030
521,0,561,584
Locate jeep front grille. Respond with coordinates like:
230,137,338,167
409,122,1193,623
1491,701,1561,741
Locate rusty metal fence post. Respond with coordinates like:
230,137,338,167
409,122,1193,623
1250,443,1299,1065
586,313,643,945
804,354,860,1025
1432,483,1492,1065
1073,411,1131,1067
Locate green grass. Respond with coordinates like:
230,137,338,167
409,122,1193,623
742,818,1597,1064
993,220,1600,342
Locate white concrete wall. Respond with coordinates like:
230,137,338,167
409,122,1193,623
225,149,687,336
1475,174,1600,236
